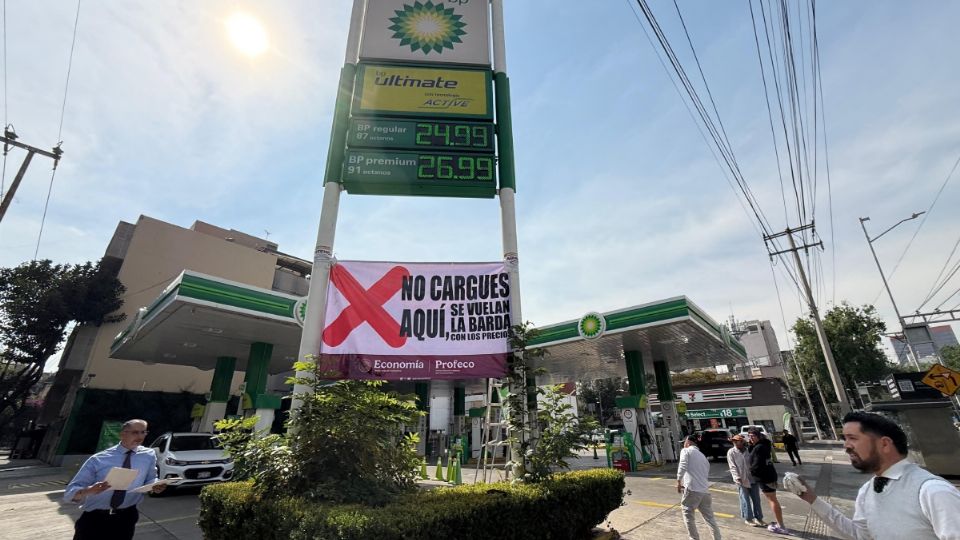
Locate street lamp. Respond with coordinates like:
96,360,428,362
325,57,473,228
859,212,925,370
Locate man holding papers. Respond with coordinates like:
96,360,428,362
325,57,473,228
64,418,166,540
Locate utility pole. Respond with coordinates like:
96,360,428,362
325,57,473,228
0,127,63,224
783,351,823,440
813,374,840,440
765,224,852,422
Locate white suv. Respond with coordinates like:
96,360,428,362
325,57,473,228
150,432,234,488
740,424,770,437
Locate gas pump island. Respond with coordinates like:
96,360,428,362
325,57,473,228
527,300,747,468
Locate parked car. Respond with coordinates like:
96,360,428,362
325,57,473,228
697,429,733,460
150,432,234,489
739,424,770,437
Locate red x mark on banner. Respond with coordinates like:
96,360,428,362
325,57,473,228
322,264,410,348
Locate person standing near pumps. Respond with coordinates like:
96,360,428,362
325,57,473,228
781,429,802,466
727,434,765,527
746,428,789,534
677,434,722,540
793,412,960,540
64,419,166,540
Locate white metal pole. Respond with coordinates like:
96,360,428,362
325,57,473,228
859,217,922,370
291,0,365,411
491,0,527,479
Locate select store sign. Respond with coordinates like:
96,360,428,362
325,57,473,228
684,408,747,420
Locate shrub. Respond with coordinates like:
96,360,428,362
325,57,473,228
213,360,424,506
199,468,625,540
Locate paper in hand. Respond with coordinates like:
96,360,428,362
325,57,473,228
104,467,139,491
131,477,181,493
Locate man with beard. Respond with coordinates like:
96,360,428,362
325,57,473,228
795,412,960,539
747,428,788,534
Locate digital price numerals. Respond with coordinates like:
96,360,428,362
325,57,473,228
417,154,495,181
415,122,492,151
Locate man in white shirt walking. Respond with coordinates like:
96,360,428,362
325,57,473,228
677,434,722,540
795,412,960,540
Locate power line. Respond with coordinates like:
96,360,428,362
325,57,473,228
748,0,790,226
34,0,81,259
632,0,777,240
874,151,960,306
623,0,766,244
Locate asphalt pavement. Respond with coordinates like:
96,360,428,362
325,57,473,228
0,444,924,539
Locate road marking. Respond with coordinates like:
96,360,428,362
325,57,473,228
709,487,737,495
632,500,734,519
634,500,675,509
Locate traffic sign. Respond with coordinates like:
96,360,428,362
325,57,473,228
921,364,960,396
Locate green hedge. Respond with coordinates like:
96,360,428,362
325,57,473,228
199,469,625,540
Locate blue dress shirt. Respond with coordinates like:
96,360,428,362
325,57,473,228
63,444,158,511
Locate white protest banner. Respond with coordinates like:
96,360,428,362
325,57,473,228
319,261,511,380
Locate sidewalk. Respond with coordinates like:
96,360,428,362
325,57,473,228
0,447,863,540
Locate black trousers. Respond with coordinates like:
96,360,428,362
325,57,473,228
786,447,801,465
73,506,139,540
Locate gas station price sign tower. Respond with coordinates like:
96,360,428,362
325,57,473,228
294,0,526,459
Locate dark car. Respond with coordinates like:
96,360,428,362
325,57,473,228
697,429,734,460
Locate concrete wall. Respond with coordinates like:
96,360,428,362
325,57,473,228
83,215,279,393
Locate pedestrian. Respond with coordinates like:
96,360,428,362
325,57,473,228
727,434,765,527
793,412,960,540
782,429,802,466
746,428,789,534
677,434,722,540
64,419,166,540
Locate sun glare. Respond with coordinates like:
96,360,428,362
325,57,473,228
226,12,269,58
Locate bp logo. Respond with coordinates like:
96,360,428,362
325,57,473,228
578,312,606,340
388,1,467,55
293,298,308,328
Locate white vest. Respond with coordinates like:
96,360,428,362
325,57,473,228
863,462,940,540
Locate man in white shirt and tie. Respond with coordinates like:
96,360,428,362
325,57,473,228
795,411,960,540
677,434,722,540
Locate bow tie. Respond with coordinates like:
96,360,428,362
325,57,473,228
873,476,890,493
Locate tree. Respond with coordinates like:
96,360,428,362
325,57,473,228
791,303,891,407
937,345,960,372
527,384,598,482
576,377,626,426
216,359,424,505
0,259,125,436
671,369,733,387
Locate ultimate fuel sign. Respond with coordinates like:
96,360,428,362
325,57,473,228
337,0,499,199
353,64,492,118
318,261,511,380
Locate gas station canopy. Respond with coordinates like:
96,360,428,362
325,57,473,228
110,271,303,374
111,272,744,384
527,297,747,382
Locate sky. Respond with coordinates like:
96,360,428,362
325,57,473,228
1,1,959,370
